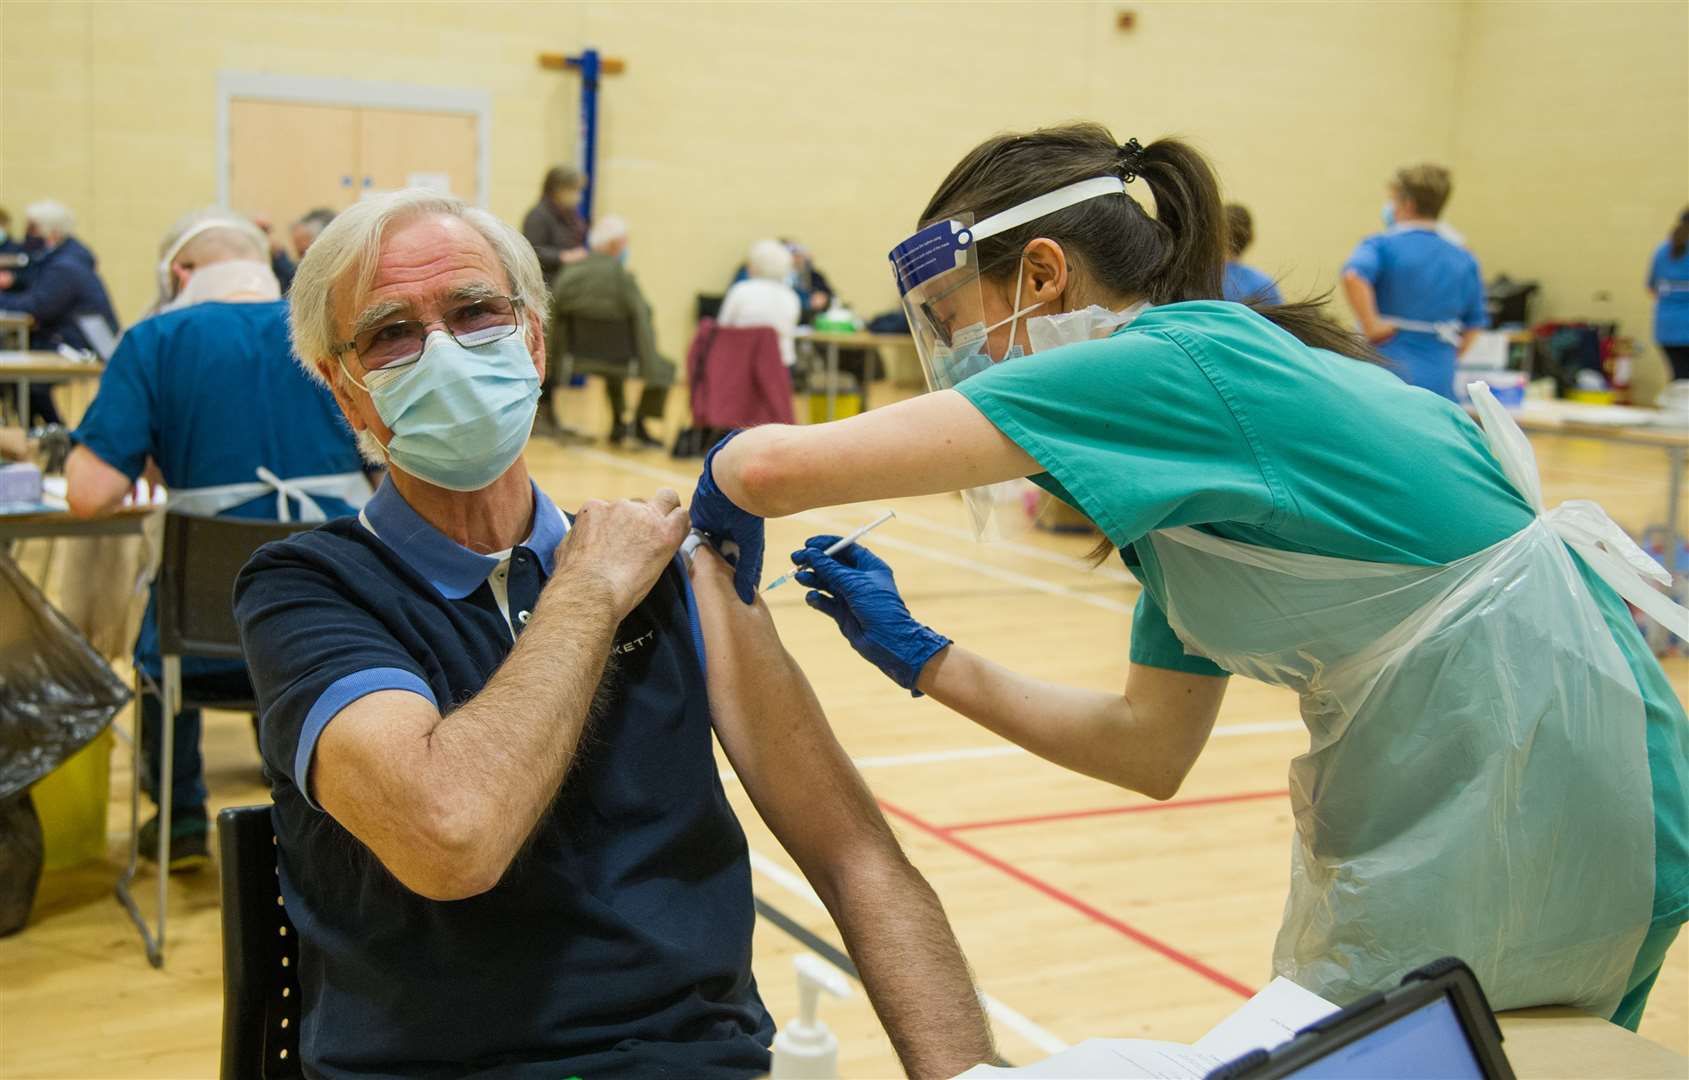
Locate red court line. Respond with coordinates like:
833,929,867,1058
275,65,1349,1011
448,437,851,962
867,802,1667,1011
880,799,1256,999
945,789,1289,833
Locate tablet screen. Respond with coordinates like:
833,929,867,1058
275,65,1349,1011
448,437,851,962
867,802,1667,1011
1288,995,1484,1079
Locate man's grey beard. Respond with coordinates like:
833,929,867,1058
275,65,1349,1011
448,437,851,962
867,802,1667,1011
356,428,388,468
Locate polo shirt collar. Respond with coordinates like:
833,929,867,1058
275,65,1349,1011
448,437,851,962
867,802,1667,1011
361,478,568,600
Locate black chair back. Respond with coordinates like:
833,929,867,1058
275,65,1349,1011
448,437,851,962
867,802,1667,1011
561,313,639,366
218,804,302,1080
155,512,314,659
695,292,724,322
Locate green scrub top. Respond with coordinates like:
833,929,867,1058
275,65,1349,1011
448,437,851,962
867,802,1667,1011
956,300,1688,928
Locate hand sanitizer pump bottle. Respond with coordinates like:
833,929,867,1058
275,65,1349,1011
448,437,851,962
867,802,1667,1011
770,953,851,1079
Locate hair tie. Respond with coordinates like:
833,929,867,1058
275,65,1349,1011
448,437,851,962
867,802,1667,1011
1117,138,1147,183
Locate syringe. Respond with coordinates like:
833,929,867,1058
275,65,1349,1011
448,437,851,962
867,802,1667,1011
764,510,897,593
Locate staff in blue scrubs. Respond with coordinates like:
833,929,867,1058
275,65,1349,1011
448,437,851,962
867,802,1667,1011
1341,164,1488,400
1647,207,1689,381
1222,204,1282,305
65,211,369,870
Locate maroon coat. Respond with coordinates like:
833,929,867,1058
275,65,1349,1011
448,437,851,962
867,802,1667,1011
686,319,794,429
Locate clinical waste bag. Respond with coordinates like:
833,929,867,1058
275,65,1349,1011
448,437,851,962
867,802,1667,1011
0,553,131,932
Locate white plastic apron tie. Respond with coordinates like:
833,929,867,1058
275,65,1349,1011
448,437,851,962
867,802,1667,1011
166,468,372,523
1470,381,1688,639
1382,315,1464,348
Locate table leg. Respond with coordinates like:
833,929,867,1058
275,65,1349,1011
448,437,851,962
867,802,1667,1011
826,342,839,422
15,377,27,425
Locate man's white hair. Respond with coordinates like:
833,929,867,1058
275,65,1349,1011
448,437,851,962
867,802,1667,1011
587,214,628,253
746,238,793,282
24,200,75,239
289,188,549,387
159,208,269,265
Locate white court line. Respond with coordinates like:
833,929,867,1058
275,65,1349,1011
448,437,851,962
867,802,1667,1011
567,447,1138,615
721,721,1305,784
746,849,1071,1056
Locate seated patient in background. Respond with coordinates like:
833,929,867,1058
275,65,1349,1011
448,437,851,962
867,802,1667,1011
66,208,370,871
546,214,675,447
234,189,993,1079
719,237,803,367
0,200,121,425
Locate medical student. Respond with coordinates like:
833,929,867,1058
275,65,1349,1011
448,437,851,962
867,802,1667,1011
689,123,1688,1026
66,209,371,869
1647,206,1689,382
1340,164,1488,400
1221,204,1282,305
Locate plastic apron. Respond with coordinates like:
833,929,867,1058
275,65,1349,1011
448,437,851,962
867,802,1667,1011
124,468,373,606
165,467,372,523
1142,384,1687,1014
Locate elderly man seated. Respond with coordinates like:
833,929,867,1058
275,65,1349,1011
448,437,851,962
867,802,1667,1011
0,200,120,424
546,214,675,447
234,190,993,1079
67,208,370,868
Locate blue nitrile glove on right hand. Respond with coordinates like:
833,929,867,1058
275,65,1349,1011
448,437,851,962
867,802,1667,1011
792,536,952,696
689,430,765,603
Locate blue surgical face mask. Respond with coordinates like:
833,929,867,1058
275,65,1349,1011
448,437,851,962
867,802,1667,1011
616,243,629,266
1381,200,1397,228
367,330,541,492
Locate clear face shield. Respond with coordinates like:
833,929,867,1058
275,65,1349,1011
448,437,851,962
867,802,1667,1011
888,175,1129,538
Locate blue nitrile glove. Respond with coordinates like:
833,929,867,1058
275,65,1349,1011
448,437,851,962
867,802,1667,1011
689,430,765,603
792,536,952,696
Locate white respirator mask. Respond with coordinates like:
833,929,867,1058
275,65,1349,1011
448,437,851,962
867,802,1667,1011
1025,300,1152,354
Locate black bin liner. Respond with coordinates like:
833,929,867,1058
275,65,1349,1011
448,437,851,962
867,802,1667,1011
0,552,132,935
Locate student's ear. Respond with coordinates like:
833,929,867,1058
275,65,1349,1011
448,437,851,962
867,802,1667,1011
1022,238,1069,307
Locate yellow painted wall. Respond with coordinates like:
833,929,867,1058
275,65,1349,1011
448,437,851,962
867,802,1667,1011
1,0,1681,400
1452,0,1689,405
0,0,1460,362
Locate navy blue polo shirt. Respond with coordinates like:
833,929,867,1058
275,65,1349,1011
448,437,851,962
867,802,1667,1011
233,479,772,1079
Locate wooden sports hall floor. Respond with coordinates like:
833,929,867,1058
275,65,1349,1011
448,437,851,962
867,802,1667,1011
2,387,1684,1077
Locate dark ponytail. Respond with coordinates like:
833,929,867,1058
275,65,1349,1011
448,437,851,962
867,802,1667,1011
919,122,1378,363
1671,206,1689,259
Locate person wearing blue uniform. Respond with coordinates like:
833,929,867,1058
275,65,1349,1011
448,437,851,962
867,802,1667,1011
1221,203,1283,305
235,189,992,1078
0,201,119,424
66,210,370,868
1341,165,1487,400
1647,207,1689,381
693,124,1688,1028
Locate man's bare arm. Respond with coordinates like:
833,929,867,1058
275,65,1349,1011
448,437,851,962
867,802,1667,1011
64,445,134,517
313,491,687,901
692,548,994,1078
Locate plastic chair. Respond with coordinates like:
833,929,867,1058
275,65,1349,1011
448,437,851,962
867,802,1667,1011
216,804,302,1079
556,312,647,435
116,511,313,967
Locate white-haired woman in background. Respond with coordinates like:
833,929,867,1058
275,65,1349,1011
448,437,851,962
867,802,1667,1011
717,238,801,366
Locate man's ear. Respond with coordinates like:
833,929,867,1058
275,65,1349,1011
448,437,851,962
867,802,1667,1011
1022,238,1069,307
322,364,367,432
526,309,547,383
